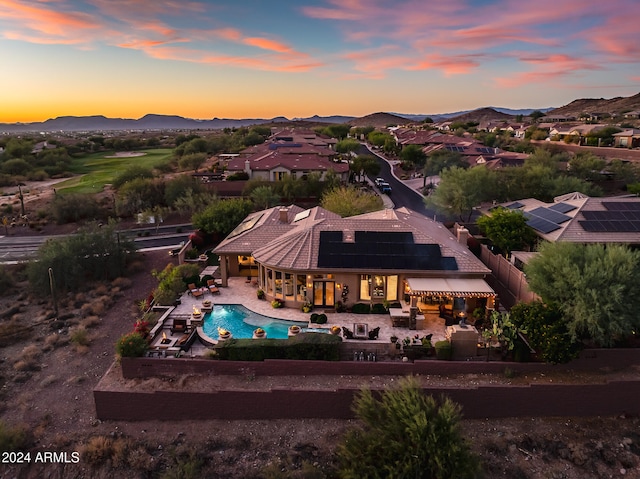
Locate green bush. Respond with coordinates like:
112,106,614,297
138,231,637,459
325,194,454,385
116,332,148,358
0,421,31,452
0,265,14,294
309,312,327,324
434,340,452,360
214,333,342,361
351,303,371,314
371,303,388,314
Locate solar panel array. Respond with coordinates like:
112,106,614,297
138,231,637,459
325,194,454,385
444,144,465,152
548,202,577,214
317,231,458,270
506,202,524,209
524,205,572,234
578,202,640,232
227,213,264,238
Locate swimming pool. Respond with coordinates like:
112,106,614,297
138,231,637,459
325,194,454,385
202,304,311,340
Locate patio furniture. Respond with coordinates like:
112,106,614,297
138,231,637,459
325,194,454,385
188,283,204,298
207,279,220,295
342,326,354,339
368,326,380,340
171,318,188,334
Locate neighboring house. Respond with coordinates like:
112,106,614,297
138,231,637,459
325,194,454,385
548,124,608,144
214,205,496,317
613,129,640,148
542,114,576,123
624,111,640,119
497,192,640,245
224,129,349,182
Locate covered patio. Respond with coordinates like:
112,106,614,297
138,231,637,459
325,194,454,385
404,277,496,327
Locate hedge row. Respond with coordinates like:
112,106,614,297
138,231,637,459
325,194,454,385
214,333,342,361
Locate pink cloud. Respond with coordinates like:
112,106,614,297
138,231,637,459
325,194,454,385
244,37,294,54
495,54,604,88
408,54,482,76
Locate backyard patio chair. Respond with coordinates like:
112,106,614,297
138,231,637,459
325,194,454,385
207,279,220,295
171,318,188,334
188,283,204,298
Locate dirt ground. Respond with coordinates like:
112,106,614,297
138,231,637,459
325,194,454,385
1,192,640,477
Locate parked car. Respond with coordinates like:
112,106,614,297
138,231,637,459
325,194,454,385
374,177,385,187
378,182,392,194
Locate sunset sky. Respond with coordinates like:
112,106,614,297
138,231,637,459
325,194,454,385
1,0,639,123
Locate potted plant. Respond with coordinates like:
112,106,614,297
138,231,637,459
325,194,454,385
390,335,398,344
253,327,266,339
271,299,283,309
330,325,341,335
301,301,312,313
256,289,265,300
288,325,301,336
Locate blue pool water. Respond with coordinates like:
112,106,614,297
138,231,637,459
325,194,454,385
202,304,310,339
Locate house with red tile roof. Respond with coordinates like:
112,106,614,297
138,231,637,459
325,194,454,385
214,205,495,316
223,128,349,181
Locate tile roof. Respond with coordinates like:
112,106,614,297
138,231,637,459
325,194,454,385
216,205,490,275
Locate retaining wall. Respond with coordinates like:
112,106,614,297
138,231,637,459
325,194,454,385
94,349,640,421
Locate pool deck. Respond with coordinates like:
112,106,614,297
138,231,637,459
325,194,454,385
151,276,451,357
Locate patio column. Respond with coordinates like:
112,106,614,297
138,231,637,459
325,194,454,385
219,255,228,287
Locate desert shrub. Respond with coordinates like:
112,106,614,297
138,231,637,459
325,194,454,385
336,377,480,479
112,277,132,289
116,332,148,358
0,421,31,452
435,340,452,360
70,327,90,346
351,303,371,314
0,265,14,294
82,435,113,465
371,303,388,314
49,193,105,224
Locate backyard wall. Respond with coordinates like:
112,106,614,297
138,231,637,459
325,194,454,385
94,349,640,421
480,245,539,307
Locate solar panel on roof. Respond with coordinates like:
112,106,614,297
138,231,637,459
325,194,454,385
317,231,457,270
524,212,561,234
529,207,571,224
549,202,577,213
582,210,626,221
506,202,524,209
603,202,640,211
579,220,640,232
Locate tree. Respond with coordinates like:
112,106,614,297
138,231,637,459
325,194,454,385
322,124,351,140
112,165,154,189
427,166,497,221
510,301,581,364
529,110,546,122
250,185,281,210
178,152,207,172
115,178,165,217
192,198,253,237
164,175,203,207
335,139,361,155
423,150,467,177
321,186,383,217
350,155,380,182
567,153,607,181
337,376,480,479
476,207,536,256
525,242,640,347
27,221,134,294
399,144,427,168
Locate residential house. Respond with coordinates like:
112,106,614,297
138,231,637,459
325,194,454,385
214,205,496,318
224,129,349,182
623,111,640,119
498,192,640,245
613,129,640,148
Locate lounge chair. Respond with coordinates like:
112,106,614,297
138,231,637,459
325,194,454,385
188,283,204,298
342,326,354,339
207,279,220,295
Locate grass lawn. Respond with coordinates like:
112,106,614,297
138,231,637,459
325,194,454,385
55,149,173,194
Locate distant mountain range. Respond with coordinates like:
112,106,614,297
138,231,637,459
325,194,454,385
0,108,551,133
1,93,637,133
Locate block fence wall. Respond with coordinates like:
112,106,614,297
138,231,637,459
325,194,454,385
94,349,640,421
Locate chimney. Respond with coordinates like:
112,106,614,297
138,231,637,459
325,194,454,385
279,208,289,223
244,160,251,177
457,226,469,246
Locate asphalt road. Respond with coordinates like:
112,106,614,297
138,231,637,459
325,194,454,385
0,224,192,263
359,144,448,221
